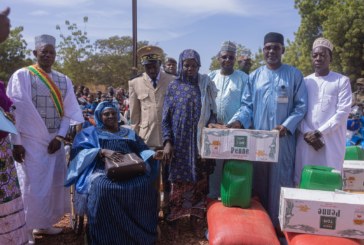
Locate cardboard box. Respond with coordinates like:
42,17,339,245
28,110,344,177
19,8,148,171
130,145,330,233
343,160,364,191
279,187,364,239
200,128,279,162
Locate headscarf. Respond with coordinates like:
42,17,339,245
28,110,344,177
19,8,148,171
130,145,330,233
177,49,201,82
94,101,120,128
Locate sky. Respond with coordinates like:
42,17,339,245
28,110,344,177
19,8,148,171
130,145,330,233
2,0,301,74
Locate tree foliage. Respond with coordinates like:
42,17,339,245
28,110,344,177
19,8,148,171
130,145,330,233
251,48,264,71
324,0,364,82
55,17,93,86
284,0,364,85
55,17,149,89
0,27,32,82
90,36,148,88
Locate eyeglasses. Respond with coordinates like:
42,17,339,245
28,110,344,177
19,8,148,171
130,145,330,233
220,55,235,60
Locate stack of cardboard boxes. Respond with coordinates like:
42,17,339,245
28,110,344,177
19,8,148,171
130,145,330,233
279,158,364,240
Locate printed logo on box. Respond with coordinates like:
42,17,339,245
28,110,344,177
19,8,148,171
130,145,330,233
234,136,247,147
318,208,340,230
320,216,336,230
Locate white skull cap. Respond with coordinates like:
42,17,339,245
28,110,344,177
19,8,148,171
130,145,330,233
35,34,56,49
313,37,333,52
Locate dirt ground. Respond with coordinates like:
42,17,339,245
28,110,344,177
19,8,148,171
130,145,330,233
33,214,209,245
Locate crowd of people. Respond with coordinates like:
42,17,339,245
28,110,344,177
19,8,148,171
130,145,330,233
0,5,360,245
74,85,130,129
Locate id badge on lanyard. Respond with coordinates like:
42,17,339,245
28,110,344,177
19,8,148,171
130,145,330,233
277,85,288,103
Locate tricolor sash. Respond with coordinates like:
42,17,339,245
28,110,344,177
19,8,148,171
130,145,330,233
27,65,64,117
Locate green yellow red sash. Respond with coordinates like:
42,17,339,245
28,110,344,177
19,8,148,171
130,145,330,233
27,65,64,117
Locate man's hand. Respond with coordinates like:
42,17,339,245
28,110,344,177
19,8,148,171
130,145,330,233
304,131,314,142
163,141,173,163
274,125,288,137
12,145,25,163
304,131,324,151
208,123,228,129
47,137,62,154
226,120,243,129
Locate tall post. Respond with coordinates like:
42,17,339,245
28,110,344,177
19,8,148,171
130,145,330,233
132,0,138,77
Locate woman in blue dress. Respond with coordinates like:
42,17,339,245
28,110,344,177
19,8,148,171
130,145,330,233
65,101,159,245
162,49,217,234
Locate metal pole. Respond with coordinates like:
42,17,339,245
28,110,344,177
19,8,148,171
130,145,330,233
132,0,137,76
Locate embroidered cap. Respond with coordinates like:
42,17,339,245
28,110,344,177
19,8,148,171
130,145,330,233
137,45,163,65
313,37,333,52
220,41,237,53
35,34,56,49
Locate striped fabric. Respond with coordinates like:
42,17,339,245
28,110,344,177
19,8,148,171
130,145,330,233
87,173,158,245
27,65,64,117
30,68,67,133
0,197,28,245
77,131,159,245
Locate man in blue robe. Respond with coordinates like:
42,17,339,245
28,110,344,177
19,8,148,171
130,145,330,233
227,32,308,230
207,41,248,199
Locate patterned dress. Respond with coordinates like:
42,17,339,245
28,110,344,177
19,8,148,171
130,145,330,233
0,138,27,244
162,79,214,221
0,80,27,244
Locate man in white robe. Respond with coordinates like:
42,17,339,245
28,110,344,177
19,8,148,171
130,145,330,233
295,37,352,185
6,34,83,243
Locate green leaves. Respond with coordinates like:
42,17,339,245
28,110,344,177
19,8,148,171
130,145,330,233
0,26,32,83
55,17,149,89
285,0,364,85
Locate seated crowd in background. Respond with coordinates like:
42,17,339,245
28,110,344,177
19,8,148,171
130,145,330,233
74,85,130,127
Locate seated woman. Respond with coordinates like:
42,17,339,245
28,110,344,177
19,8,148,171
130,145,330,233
65,101,159,245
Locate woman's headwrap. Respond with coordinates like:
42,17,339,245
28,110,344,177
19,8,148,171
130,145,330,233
94,101,120,128
177,49,201,82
